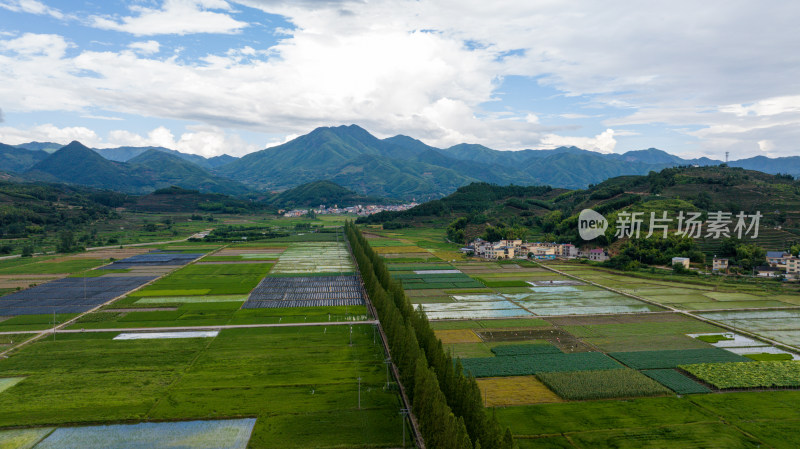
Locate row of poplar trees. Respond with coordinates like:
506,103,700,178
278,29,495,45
345,221,514,449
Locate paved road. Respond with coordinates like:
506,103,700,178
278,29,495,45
0,320,379,336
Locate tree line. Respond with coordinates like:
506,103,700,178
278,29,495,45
345,221,514,449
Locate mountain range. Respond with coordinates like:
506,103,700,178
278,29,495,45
22,141,250,196
4,124,800,199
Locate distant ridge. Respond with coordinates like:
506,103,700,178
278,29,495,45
5,124,800,198
26,141,143,191
24,142,250,195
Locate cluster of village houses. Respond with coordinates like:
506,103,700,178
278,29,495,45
281,202,418,218
701,251,800,278
462,239,610,262
465,239,799,279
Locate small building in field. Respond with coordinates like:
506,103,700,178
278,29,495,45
672,257,690,269
712,257,729,272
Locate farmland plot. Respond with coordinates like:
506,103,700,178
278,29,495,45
130,263,272,298
0,276,157,316
434,329,482,344
0,428,53,449
510,286,663,316
270,242,354,274
681,361,800,389
99,251,203,270
687,332,799,360
415,292,532,320
699,310,800,347
0,325,403,447
243,275,364,308
477,328,592,353
609,348,751,370
33,419,256,449
477,376,563,406
394,271,484,290
135,295,248,304
461,352,621,377
728,347,799,360
642,369,712,394
537,369,671,400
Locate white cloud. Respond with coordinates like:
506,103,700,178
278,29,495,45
0,123,100,146
3,1,800,156
0,32,70,58
0,0,64,19
758,139,774,154
91,0,248,36
106,125,258,157
128,40,160,55
541,129,617,154
560,113,597,119
720,95,800,118
0,123,257,157
80,114,124,121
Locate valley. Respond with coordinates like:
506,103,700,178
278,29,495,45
0,206,798,448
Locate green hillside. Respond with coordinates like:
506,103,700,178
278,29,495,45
0,180,127,251
24,143,251,196
269,180,388,208
359,166,800,251
128,186,258,213
26,141,145,192
0,143,49,173
218,125,477,199
127,149,251,196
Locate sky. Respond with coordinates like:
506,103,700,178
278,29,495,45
1,1,799,159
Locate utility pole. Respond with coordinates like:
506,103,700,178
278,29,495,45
384,358,391,389
400,408,409,448
358,377,362,409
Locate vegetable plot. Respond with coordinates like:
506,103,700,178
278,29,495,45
642,369,711,394
461,352,621,377
537,369,671,400
609,348,750,369
680,361,800,389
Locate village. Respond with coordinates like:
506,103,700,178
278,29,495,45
462,238,604,261
463,239,800,280
281,202,418,218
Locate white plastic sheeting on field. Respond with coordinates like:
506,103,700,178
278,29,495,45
113,331,219,340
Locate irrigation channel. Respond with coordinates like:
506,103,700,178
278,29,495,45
535,261,800,356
